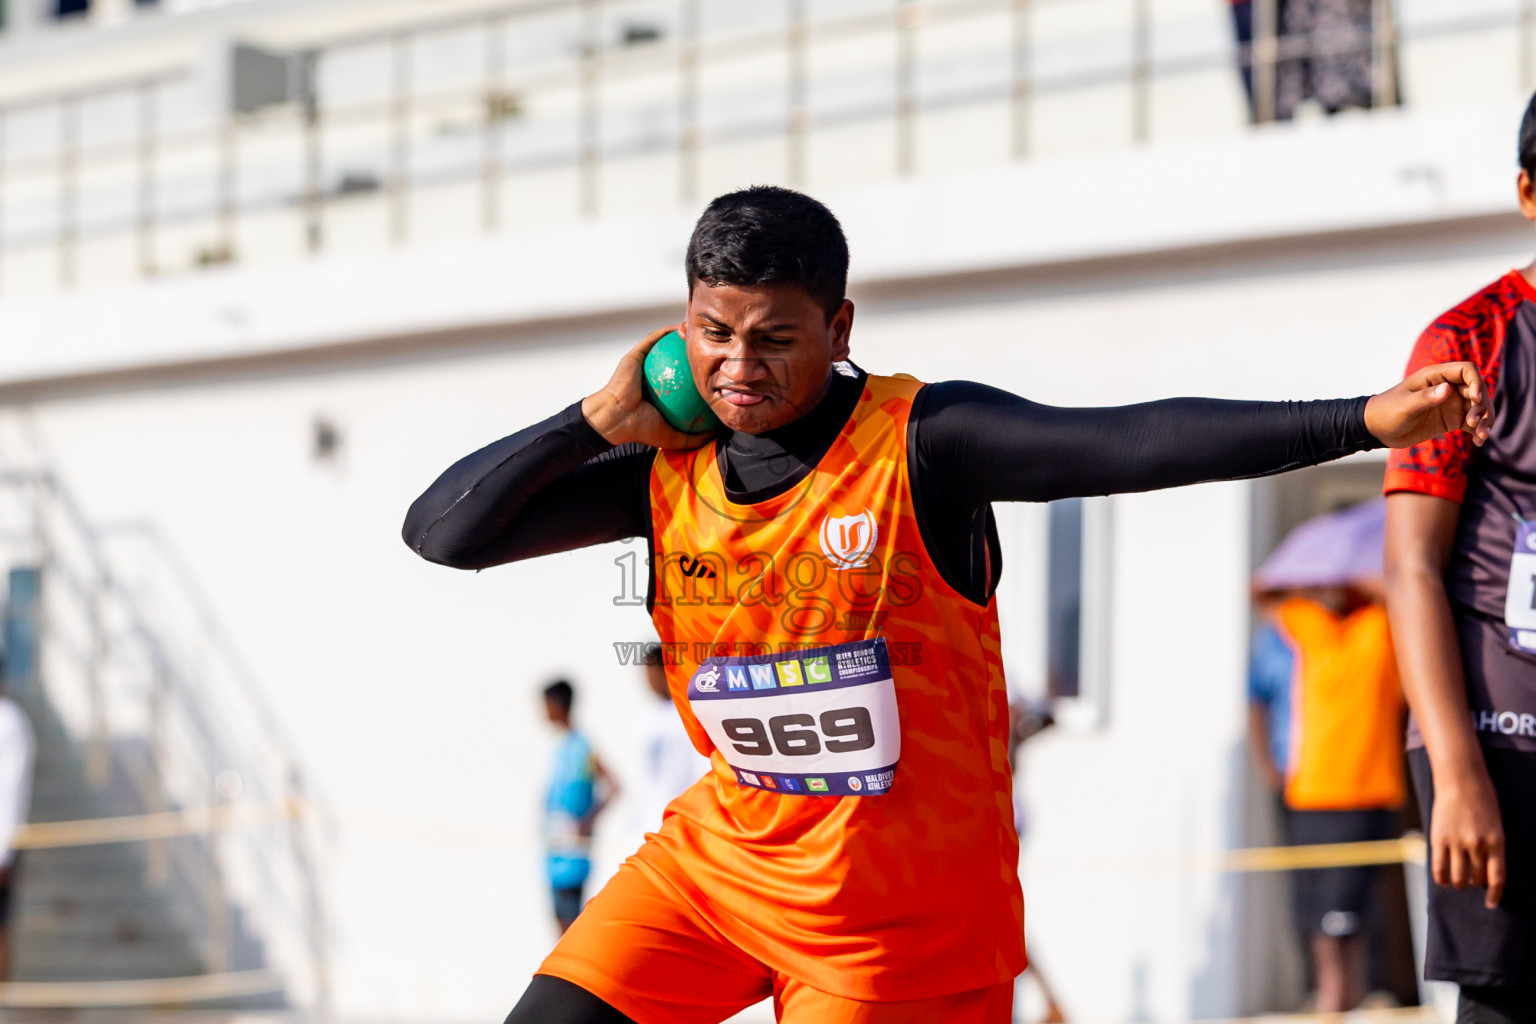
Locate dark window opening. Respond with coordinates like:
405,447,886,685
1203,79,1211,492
620,23,663,46
312,417,342,463
1046,498,1082,699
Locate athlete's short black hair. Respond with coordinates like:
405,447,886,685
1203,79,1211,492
1520,91,1536,177
685,186,849,318
543,678,574,713
641,643,664,668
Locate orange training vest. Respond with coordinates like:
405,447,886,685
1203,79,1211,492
1276,598,1406,812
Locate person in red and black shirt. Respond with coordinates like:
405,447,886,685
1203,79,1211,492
1383,94,1536,1024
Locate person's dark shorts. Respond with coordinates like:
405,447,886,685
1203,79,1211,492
1411,746,1536,987
0,855,20,929
1456,984,1536,1024
553,885,586,930
1284,807,1399,938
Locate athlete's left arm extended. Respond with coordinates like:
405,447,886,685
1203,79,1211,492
914,363,1489,505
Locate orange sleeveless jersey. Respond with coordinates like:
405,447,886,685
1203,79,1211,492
635,373,1026,1002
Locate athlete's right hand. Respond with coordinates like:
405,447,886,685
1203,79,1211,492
581,326,715,450
1430,766,1506,908
1364,361,1492,449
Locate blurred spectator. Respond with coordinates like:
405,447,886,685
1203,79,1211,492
1248,585,1406,1012
0,676,35,980
541,678,617,935
1233,0,1396,122
1007,697,1066,1024
1276,0,1392,119
635,644,708,835
1007,698,1056,837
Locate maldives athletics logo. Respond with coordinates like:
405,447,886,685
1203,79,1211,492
819,509,878,570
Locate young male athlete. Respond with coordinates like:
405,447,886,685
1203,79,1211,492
404,186,1491,1024
1382,94,1536,1024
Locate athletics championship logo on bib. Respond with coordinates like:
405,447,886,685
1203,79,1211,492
687,637,901,797
819,509,878,570
1505,519,1536,653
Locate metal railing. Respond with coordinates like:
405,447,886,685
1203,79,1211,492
0,420,329,1012
0,0,1531,294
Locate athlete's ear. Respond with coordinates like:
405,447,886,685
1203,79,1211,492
828,299,854,362
1519,169,1536,223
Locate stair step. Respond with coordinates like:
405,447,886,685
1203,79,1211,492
16,900,190,923
12,945,206,980
16,874,168,898
19,855,157,879
17,917,193,944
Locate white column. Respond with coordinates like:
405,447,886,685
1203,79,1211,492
3,0,54,35
92,0,135,26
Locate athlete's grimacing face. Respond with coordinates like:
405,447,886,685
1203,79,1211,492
682,282,853,434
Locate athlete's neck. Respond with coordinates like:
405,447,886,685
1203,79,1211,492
717,368,865,504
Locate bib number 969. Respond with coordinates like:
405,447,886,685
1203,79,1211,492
721,707,875,758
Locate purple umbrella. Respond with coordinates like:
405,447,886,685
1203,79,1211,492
1254,497,1385,592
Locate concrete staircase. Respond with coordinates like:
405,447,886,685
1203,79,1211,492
9,680,208,984
0,486,316,1014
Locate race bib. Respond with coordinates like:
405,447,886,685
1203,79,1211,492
1505,519,1536,653
687,637,901,796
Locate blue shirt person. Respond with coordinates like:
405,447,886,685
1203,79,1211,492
1247,616,1296,787
541,679,618,934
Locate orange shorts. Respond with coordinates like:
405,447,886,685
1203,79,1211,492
538,857,1014,1024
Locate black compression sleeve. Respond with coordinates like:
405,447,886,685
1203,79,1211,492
908,381,1382,603
402,402,653,570
917,382,1381,507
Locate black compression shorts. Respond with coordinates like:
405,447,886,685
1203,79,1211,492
505,975,636,1024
